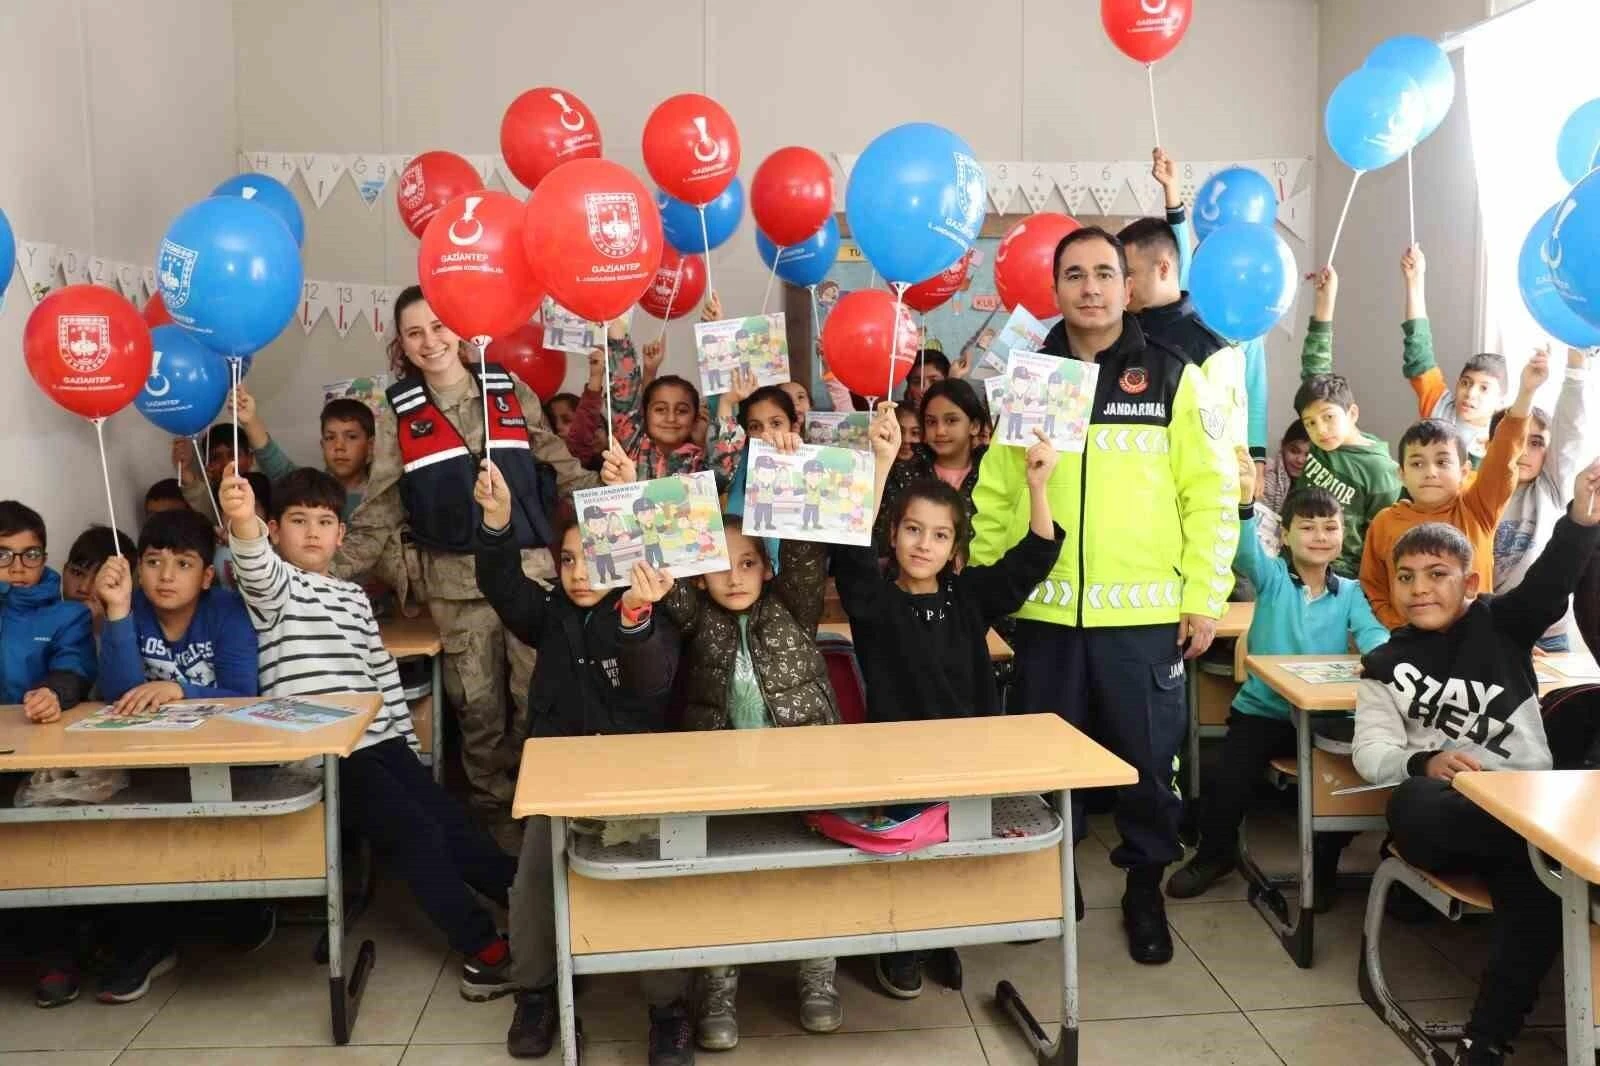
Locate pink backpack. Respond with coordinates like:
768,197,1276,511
805,803,950,855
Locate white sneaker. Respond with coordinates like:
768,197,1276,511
696,965,739,1050
798,957,842,1033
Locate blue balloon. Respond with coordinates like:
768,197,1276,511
157,197,303,358
1193,167,1278,242
1324,66,1426,172
1520,203,1600,348
135,326,233,436
1556,98,1600,185
845,123,985,284
756,217,839,288
0,208,13,302
658,179,743,255
1189,222,1296,342
1549,169,1600,330
211,173,305,246
1365,35,1455,142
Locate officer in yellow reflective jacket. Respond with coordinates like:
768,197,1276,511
969,227,1238,967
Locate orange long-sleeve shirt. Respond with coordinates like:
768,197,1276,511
1360,412,1529,629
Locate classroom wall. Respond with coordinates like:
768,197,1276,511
231,0,1323,464
1313,0,1489,447
0,1,235,546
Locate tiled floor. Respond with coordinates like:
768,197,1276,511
0,812,1572,1065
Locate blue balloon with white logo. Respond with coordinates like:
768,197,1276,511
845,122,986,284
658,178,743,255
1189,222,1296,342
1556,98,1600,185
1550,169,1600,330
134,326,233,436
1192,168,1278,242
0,208,13,302
157,196,303,359
1521,202,1600,348
1324,66,1426,172
757,216,839,288
211,173,305,246
1364,35,1455,143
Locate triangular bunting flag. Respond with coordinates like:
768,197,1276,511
1178,161,1219,215
300,279,333,333
332,281,360,337
58,247,92,286
17,242,58,304
366,285,403,338
242,151,300,188
1277,187,1313,243
1121,162,1165,216
1047,164,1090,214
114,262,142,301
87,256,113,289
347,154,393,208
297,153,348,208
1020,164,1055,212
1085,163,1124,214
141,266,158,302
984,162,1021,214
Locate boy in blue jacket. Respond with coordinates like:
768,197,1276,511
1,501,95,720
1165,457,1388,904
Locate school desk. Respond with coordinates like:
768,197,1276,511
814,620,1015,661
0,694,380,1043
1454,770,1600,1066
380,615,444,782
514,714,1136,1066
1242,652,1599,968
1183,601,1254,804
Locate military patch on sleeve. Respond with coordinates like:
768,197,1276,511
1199,407,1225,441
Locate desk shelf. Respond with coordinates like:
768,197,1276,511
0,766,322,823
569,795,1061,880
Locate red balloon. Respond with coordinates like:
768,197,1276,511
486,323,567,402
995,213,1082,320
396,151,484,238
143,292,174,328
902,250,974,313
820,290,920,398
750,147,833,247
641,93,740,206
1101,0,1191,64
500,86,602,190
638,248,707,321
524,158,664,323
418,191,545,341
25,285,153,420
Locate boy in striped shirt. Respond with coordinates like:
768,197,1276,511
219,466,519,1002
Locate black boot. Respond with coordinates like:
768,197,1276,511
506,985,557,1059
1452,1035,1507,1065
1121,865,1173,965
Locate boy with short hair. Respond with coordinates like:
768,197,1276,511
1166,462,1389,903
1353,459,1600,1066
60,525,137,634
176,423,254,516
1400,245,1508,466
0,501,96,721
143,479,189,518
1294,265,1403,577
231,386,375,520
1360,352,1543,630
216,466,519,1002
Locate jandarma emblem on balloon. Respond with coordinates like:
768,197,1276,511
157,240,197,310
58,315,112,374
398,164,427,210
940,153,985,242
449,197,486,247
143,351,172,400
552,93,586,132
584,192,642,260
1131,0,1180,32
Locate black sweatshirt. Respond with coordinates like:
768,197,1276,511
832,526,1063,721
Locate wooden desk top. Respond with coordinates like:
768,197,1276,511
0,695,380,772
1217,601,1254,639
513,713,1136,819
815,621,1014,662
379,615,443,658
1246,651,1600,714
1455,770,1600,884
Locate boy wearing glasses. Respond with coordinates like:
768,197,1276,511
0,501,96,723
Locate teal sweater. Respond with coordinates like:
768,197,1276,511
1232,510,1389,720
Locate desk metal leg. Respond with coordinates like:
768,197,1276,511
430,654,444,784
995,787,1079,1066
551,815,580,1066
324,756,376,1045
1240,705,1314,968
1529,843,1596,1066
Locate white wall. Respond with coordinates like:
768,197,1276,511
232,0,1322,463
0,1,234,548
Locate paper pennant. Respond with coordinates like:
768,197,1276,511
114,262,142,301
330,281,360,337
1047,164,1090,215
300,279,334,333
141,266,158,301
58,247,92,286
87,256,113,289
1121,162,1165,216
296,153,348,208
1277,187,1313,244
17,242,59,304
1020,163,1055,212
984,162,1022,214
346,154,393,208
365,285,403,338
241,151,300,188
1084,163,1124,215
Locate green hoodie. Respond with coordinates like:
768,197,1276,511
1296,318,1403,577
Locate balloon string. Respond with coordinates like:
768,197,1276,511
1326,171,1362,270
760,250,781,315
697,206,715,298
475,336,493,490
1406,149,1416,249
194,438,221,525
808,284,826,407
91,418,122,559
228,357,240,477
656,260,684,345
1146,63,1162,148
888,283,907,401
600,321,614,450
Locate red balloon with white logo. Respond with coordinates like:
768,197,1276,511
485,323,566,401
641,93,741,206
417,191,545,341
638,248,707,320
523,158,664,324
902,249,974,313
995,213,1082,320
820,290,920,398
143,292,174,328
24,285,154,420
500,86,602,190
749,147,833,247
396,151,484,238
1101,0,1192,64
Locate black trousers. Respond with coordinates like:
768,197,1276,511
340,737,517,956
1013,620,1187,869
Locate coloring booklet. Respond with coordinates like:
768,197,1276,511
540,299,603,354
804,411,871,452
981,305,1049,374
1277,660,1363,685
68,702,228,732
224,698,360,732
572,471,730,589
744,439,876,547
692,313,790,398
983,376,1006,419
995,349,1098,452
